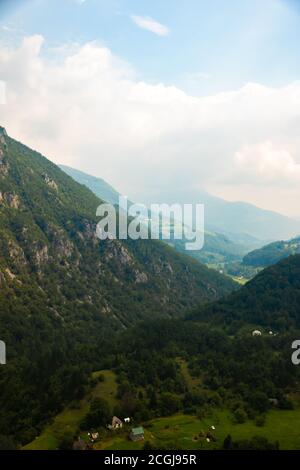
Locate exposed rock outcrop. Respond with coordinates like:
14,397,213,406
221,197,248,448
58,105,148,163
34,244,49,266
42,173,58,191
8,240,27,266
0,192,20,209
134,270,148,284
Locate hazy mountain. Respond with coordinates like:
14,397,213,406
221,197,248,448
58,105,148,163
243,236,300,268
142,188,300,241
60,166,300,249
59,165,259,266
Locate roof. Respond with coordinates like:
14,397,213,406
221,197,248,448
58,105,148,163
112,416,123,425
131,426,144,435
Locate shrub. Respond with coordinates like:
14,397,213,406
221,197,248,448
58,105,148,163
255,414,266,427
232,408,247,424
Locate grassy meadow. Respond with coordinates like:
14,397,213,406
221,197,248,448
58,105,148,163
23,367,300,451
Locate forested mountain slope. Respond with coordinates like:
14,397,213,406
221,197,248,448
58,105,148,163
0,127,235,442
191,255,300,332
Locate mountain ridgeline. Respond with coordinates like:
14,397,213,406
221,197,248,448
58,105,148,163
132,186,300,241
191,254,300,332
243,236,300,268
0,127,235,442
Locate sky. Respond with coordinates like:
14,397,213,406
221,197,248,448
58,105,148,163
0,0,300,216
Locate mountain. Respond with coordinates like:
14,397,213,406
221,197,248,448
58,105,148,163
191,254,300,332
0,129,235,324
61,166,300,257
243,236,300,268
0,127,236,442
203,195,300,241
141,187,300,241
59,165,259,266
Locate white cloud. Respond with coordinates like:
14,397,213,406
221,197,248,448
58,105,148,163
130,15,170,36
1,37,300,215
235,141,300,184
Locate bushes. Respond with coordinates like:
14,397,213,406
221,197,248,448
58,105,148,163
248,391,270,414
0,435,17,450
158,393,181,417
223,433,279,450
232,408,247,424
58,433,74,450
255,414,266,427
81,398,111,430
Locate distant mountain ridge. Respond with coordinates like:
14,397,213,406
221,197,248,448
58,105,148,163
59,165,123,207
145,187,300,241
59,165,262,266
243,236,300,268
60,166,300,264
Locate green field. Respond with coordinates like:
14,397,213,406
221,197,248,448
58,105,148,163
95,409,300,450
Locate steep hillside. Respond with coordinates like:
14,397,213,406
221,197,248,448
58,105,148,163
0,127,235,443
191,255,300,332
0,128,235,325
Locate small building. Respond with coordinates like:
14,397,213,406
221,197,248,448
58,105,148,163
112,416,123,429
130,426,144,441
108,416,123,430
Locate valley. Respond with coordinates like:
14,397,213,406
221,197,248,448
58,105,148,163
2,0,300,456
59,165,268,281
0,128,300,451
